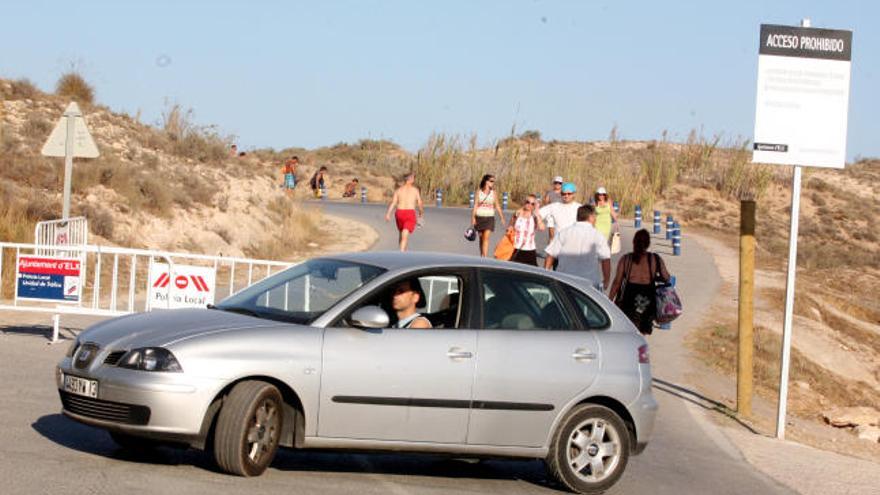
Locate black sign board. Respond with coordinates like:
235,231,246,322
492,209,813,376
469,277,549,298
759,24,852,61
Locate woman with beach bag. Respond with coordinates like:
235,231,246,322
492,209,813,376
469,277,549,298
496,194,546,265
608,229,674,335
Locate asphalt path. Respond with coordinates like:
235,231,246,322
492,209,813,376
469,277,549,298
0,201,794,495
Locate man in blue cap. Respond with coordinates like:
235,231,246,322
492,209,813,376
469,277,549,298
539,182,582,242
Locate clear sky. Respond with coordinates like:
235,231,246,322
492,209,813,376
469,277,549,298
2,0,876,159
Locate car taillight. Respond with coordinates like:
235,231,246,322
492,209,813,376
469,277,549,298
638,344,650,364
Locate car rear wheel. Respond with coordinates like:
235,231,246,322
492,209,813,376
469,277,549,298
213,380,284,476
546,404,630,494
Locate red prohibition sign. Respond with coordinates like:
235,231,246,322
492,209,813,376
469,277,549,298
174,275,189,289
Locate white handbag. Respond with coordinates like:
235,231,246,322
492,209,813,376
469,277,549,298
610,232,621,255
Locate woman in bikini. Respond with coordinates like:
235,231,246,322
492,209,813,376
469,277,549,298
471,174,505,257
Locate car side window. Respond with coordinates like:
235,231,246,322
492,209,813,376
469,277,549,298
481,271,572,330
566,287,611,329
342,273,465,329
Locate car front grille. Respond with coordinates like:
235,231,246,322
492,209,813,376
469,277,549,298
103,351,127,366
73,342,100,370
60,391,151,425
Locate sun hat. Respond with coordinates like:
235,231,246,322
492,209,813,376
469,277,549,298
596,186,608,195
561,182,577,194
464,227,477,241
553,175,563,183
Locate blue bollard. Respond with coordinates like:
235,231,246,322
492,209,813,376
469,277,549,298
673,222,681,256
653,210,661,234
436,189,443,208
321,185,327,200
361,186,367,204
613,201,620,214
660,275,677,330
469,191,475,209
634,205,642,229
666,215,674,240
502,192,509,210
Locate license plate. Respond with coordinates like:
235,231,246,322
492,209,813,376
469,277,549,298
63,374,98,398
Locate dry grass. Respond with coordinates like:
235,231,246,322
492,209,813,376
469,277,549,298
55,72,95,105
693,322,880,416
245,199,320,260
410,130,776,213
1,78,41,100
161,102,230,163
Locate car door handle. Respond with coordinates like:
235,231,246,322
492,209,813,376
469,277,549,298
572,348,597,361
447,348,473,359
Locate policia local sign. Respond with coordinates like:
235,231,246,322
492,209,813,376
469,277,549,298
753,24,852,168
16,255,82,303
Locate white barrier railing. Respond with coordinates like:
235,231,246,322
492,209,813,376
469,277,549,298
34,217,88,256
0,242,294,341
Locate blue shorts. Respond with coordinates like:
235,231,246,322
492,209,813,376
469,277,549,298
284,173,295,189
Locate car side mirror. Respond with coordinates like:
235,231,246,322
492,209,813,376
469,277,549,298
349,306,390,329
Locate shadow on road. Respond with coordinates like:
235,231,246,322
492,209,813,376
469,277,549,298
1,324,78,341
33,413,562,491
652,378,760,435
32,414,213,469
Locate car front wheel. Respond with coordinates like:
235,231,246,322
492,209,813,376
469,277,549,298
213,380,284,476
546,404,630,494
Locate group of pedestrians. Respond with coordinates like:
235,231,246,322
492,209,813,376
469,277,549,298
277,157,331,199
383,172,673,335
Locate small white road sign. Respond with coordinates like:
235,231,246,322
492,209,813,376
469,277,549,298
148,263,217,310
41,102,100,158
753,24,852,168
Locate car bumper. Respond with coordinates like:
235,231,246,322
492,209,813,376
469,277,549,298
56,360,223,437
629,386,659,453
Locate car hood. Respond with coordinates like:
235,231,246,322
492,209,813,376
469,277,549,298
77,308,276,350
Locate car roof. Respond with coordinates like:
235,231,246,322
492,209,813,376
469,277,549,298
325,251,597,291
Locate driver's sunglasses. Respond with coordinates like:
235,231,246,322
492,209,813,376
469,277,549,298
525,201,536,206
561,192,574,196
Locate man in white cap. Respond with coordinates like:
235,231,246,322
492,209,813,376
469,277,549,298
540,182,582,242
543,176,564,205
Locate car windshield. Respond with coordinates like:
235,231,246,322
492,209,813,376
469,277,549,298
215,259,385,324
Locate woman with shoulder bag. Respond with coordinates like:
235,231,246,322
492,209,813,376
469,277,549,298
503,194,546,265
608,229,670,335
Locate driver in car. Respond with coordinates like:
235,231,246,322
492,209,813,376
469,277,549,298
391,279,432,329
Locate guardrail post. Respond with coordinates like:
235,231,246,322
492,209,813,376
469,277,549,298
653,210,661,234
502,192,509,211
673,222,681,256
634,205,642,229
469,191,475,209
51,314,60,343
666,215,674,240
436,189,443,208
321,185,327,200
361,186,367,204
660,276,676,330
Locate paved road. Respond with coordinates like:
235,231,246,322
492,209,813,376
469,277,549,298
0,201,794,494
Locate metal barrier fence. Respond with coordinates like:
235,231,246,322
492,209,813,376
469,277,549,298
0,242,294,341
34,217,88,256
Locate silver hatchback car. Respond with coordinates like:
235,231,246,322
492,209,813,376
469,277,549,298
57,252,657,494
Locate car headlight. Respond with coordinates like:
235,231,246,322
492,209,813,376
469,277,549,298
66,339,80,358
119,347,183,372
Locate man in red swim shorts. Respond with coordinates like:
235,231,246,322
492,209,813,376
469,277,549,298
385,173,425,252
